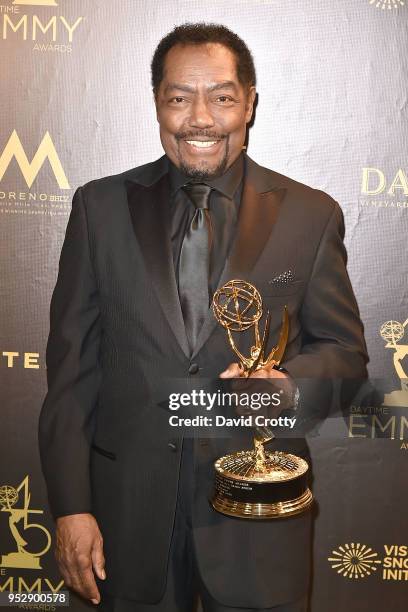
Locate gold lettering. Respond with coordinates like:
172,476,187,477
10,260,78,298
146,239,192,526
400,417,408,441
2,351,19,367
372,416,395,440
59,16,83,43
3,14,27,39
13,1,58,6
383,568,399,580
44,579,64,592
32,15,56,41
348,415,367,438
24,353,39,369
18,578,42,593
361,167,386,195
0,577,13,591
383,568,408,580
388,169,408,196
386,557,408,569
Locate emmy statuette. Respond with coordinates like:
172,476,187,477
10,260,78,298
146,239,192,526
211,279,313,519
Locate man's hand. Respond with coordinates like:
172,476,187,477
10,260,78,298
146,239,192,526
220,362,297,420
55,513,105,605
220,362,289,379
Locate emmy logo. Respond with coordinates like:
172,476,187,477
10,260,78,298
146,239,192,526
0,476,51,570
380,319,408,407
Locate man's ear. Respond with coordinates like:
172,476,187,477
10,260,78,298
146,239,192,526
245,86,256,123
153,89,161,122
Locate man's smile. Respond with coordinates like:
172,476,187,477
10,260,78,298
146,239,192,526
185,140,218,148
182,138,224,154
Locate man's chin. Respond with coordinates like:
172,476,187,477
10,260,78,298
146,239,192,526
179,157,228,180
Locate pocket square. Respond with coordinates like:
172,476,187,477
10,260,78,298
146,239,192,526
268,270,295,285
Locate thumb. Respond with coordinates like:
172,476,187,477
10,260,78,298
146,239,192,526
91,539,106,581
219,362,242,378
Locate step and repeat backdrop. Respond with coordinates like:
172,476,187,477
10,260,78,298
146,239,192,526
0,1,407,611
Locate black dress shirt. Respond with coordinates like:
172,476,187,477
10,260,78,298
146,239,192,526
168,153,244,300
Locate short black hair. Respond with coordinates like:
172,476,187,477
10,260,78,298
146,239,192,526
151,22,256,95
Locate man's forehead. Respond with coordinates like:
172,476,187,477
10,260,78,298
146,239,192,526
162,43,239,80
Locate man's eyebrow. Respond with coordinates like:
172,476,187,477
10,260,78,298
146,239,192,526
208,81,239,93
164,83,196,94
164,81,239,94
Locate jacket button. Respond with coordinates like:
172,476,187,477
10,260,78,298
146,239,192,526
188,363,199,375
168,442,178,452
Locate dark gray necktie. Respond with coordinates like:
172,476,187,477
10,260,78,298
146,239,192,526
179,183,213,353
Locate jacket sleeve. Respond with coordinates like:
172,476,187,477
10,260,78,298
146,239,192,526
38,186,101,519
283,201,368,379
282,201,369,432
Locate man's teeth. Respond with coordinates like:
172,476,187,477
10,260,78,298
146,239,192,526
186,140,218,148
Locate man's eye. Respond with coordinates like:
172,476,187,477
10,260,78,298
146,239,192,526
171,97,185,103
216,96,233,103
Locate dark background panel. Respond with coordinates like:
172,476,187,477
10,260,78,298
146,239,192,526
0,1,407,610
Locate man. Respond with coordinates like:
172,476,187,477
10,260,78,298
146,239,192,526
39,23,368,612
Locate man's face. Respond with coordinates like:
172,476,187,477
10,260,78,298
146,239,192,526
155,42,256,179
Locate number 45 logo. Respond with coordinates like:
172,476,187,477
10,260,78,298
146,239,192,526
0,476,52,570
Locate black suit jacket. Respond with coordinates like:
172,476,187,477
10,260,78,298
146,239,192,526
39,154,368,608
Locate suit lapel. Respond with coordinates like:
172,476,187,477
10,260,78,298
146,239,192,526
191,157,287,358
125,154,287,360
126,171,190,359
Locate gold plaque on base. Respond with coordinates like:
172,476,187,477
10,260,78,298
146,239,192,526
211,450,313,519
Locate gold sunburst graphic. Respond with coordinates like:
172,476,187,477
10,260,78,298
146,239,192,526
369,0,405,9
328,543,381,579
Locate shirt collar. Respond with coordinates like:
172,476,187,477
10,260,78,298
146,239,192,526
168,152,244,199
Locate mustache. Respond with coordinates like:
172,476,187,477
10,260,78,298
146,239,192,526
175,130,227,141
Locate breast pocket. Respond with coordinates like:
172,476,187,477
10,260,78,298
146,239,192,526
256,279,305,298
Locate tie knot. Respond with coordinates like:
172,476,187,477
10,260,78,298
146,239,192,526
183,183,212,209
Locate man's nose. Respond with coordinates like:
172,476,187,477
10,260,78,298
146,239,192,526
188,97,215,129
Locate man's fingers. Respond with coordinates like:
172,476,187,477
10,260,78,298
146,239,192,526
54,514,104,605
55,550,73,588
73,562,101,604
219,363,289,379
219,362,243,378
249,366,288,379
57,564,72,589
91,539,106,581
80,568,101,604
